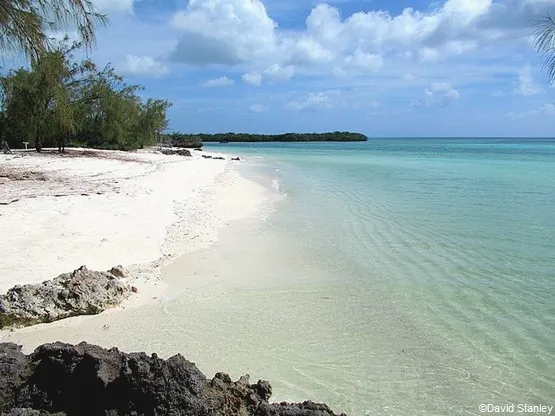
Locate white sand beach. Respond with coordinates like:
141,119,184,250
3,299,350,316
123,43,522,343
0,147,268,331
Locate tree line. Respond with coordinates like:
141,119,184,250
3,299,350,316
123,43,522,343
0,40,171,152
162,132,368,147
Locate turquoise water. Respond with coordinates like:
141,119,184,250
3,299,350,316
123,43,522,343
198,139,555,415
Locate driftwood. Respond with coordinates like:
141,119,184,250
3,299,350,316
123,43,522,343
0,199,19,206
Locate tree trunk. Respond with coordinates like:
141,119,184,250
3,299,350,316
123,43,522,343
58,136,66,153
35,126,42,152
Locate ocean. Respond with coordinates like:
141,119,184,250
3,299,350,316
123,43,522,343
186,138,555,415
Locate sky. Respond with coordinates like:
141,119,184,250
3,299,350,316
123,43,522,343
19,0,555,136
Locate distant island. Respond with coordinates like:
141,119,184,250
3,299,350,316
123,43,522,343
162,132,367,148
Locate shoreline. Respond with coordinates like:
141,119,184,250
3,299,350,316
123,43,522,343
0,147,269,341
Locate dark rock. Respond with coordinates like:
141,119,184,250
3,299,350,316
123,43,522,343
202,155,213,159
0,343,28,411
255,380,272,402
0,266,130,329
0,342,345,416
231,157,241,161
161,149,192,157
194,148,203,152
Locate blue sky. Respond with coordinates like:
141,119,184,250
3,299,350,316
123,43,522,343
27,0,555,136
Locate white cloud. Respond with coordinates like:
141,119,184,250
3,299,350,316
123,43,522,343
285,91,338,111
250,104,269,112
47,30,80,44
121,55,169,77
443,0,493,19
242,64,295,86
417,83,460,106
242,72,263,86
335,49,383,75
534,103,555,115
202,76,235,87
513,64,544,96
508,103,555,118
170,0,277,65
166,0,555,85
263,64,295,83
287,36,335,66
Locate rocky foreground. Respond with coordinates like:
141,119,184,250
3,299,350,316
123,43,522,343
0,342,345,416
0,266,131,329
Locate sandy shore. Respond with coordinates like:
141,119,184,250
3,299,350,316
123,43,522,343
0,147,268,312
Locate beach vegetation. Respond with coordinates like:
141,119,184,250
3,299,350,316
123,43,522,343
160,133,203,148
0,39,171,151
532,15,555,83
0,0,108,61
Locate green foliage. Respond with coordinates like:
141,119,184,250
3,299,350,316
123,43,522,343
160,133,203,148
0,40,171,152
532,15,555,83
0,0,108,61
0,69,39,146
137,98,173,148
167,132,368,143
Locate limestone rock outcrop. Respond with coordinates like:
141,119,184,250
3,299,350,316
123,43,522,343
0,266,130,329
0,342,346,416
161,149,192,156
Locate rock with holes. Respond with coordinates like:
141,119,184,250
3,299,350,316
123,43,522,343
0,342,346,416
108,265,127,279
0,266,130,329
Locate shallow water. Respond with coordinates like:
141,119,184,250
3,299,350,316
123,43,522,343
179,139,554,415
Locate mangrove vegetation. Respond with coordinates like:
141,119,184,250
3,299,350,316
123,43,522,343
163,132,368,146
